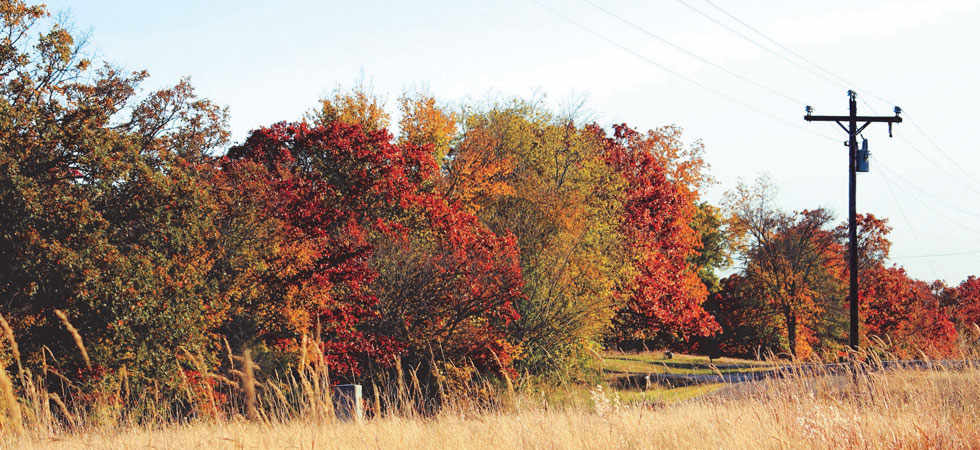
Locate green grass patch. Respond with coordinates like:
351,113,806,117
523,350,763,411
596,351,774,375
613,383,725,405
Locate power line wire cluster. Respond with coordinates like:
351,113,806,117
582,0,807,105
874,160,940,278
531,0,838,142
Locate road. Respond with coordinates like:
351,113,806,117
613,359,979,388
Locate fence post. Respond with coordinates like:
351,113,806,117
332,384,363,422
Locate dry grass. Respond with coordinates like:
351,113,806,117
0,365,976,449
52,310,89,370
1,321,978,449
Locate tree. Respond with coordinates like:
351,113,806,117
690,202,732,294
696,274,782,358
444,100,629,374
840,214,913,351
725,177,844,357
906,280,958,357
310,83,390,132
858,265,916,353
844,213,893,274
952,276,980,329
224,121,426,374
368,199,524,373
226,118,526,376
398,92,457,164
606,124,719,347
0,1,233,393
834,214,961,356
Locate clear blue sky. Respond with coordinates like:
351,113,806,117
44,0,980,284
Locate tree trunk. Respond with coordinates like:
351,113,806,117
786,313,797,357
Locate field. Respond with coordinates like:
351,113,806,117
4,353,979,449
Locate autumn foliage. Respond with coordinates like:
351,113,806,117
606,124,718,346
223,120,524,375
0,0,975,419
716,181,969,359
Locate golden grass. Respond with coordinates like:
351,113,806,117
52,310,89,370
1,320,977,449
0,366,976,449
0,367,24,436
242,349,259,422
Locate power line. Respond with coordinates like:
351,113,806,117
581,0,807,105
875,160,980,236
694,0,897,107
895,133,980,197
537,1,976,280
690,0,980,195
891,249,980,260
874,159,939,279
674,0,850,92
903,111,980,189
857,95,882,115
875,159,980,220
860,97,980,196
532,1,839,142
623,0,972,282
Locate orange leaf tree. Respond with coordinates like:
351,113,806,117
725,177,845,358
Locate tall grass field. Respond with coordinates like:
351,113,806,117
1,335,977,449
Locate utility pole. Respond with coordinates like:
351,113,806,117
804,90,902,351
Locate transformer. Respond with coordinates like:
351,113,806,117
856,138,870,172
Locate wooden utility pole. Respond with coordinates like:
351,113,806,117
804,91,902,350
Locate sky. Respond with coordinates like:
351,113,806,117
42,0,980,284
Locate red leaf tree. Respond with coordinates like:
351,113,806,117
605,124,719,346
950,276,980,330
844,214,959,357
224,120,523,375
224,121,406,374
